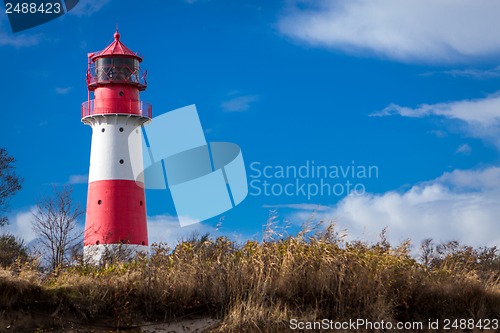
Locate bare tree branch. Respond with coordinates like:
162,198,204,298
0,148,23,226
32,185,84,270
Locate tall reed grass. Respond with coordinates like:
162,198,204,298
1,222,499,332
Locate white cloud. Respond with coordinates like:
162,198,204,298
67,174,88,185
67,0,111,16
180,0,212,4
0,32,40,47
5,207,38,243
4,207,85,253
373,93,500,149
221,95,259,112
278,0,500,63
6,210,225,250
263,203,331,211
55,86,72,95
455,143,472,155
436,66,500,79
147,214,218,246
436,167,500,191
285,167,500,248
0,16,40,47
428,130,447,138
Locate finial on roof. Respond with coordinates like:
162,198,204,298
114,24,120,41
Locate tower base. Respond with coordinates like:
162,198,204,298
83,244,149,265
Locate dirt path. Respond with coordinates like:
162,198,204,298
140,319,220,332
1,314,220,333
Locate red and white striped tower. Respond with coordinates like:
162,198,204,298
81,30,152,263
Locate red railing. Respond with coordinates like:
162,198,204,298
81,100,152,119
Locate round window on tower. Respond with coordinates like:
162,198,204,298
119,159,124,164
101,128,105,133
119,127,124,132
119,91,124,97
98,200,102,205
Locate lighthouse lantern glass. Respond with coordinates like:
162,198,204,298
95,57,140,84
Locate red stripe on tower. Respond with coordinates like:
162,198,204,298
81,30,152,263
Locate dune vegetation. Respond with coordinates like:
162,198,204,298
1,221,499,332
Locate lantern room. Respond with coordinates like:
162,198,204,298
82,30,152,120
86,31,147,91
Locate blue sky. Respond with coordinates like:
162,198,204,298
2,0,500,249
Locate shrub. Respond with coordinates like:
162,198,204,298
0,223,499,332
0,233,28,268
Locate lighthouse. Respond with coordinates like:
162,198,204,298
81,30,152,263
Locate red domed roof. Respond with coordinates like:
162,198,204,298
91,30,142,62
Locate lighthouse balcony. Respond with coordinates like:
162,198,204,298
81,100,152,120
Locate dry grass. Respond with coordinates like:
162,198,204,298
0,223,499,332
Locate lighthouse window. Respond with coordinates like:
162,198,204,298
96,241,100,245
142,241,145,246
98,200,102,205
119,159,124,164
140,200,143,206
101,128,105,132
119,127,124,132
119,91,124,97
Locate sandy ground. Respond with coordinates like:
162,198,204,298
1,314,220,333
140,319,220,333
